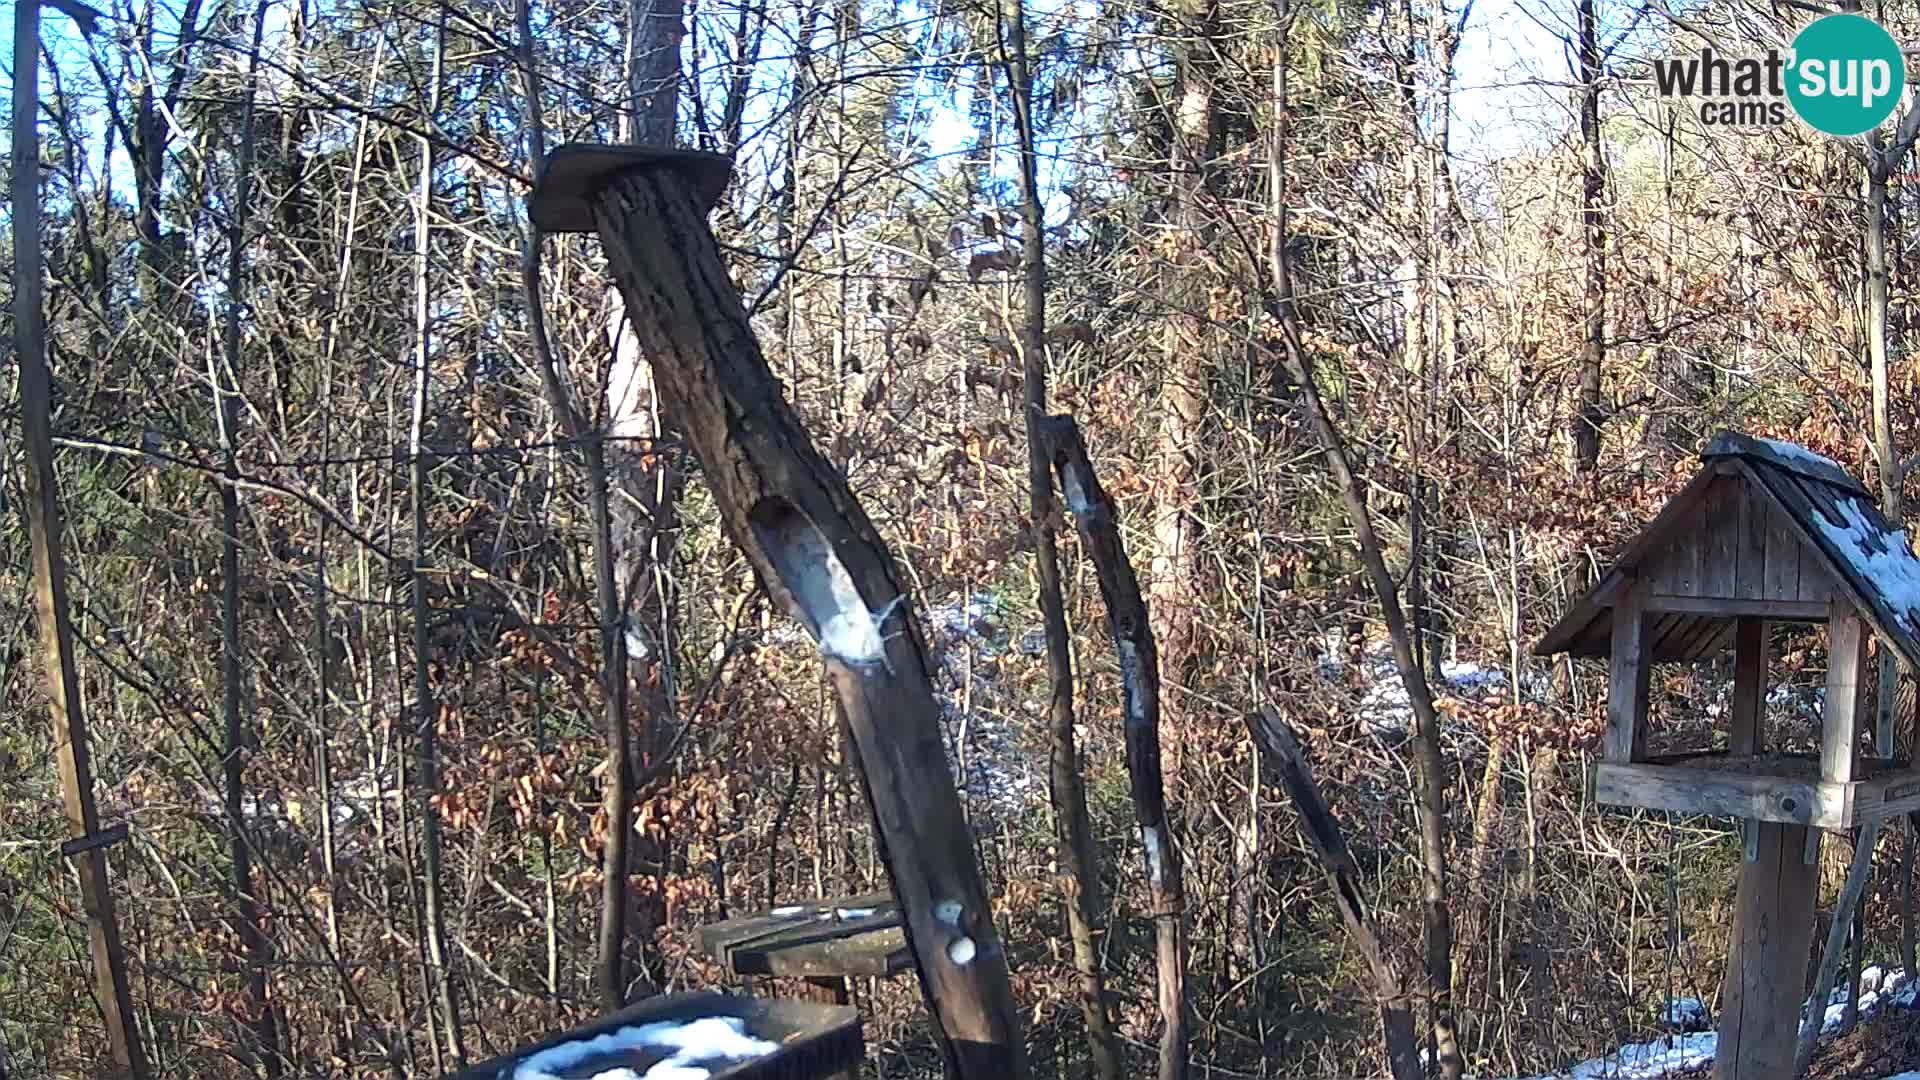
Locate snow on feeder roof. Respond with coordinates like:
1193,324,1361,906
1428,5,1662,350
448,993,863,1080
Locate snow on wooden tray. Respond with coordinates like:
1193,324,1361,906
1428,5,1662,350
513,1016,777,1080
449,993,863,1080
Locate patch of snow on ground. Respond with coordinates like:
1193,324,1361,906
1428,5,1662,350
921,592,1043,819
513,1017,777,1080
1498,966,1920,1080
1499,1033,1719,1079
1334,647,1543,739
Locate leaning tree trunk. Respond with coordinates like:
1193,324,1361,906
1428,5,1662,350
13,2,149,1073
535,151,1028,1079
1247,707,1423,1080
1267,0,1454,1041
1039,416,1189,1080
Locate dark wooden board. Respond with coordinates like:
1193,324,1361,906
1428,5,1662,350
699,893,913,979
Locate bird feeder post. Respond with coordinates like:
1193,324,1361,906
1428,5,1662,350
529,145,1027,1080
1535,432,1920,1080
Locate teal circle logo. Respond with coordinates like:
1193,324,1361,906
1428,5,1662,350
1787,14,1905,136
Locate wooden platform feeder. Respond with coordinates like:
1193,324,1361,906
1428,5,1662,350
447,991,863,1080
1536,430,1920,1079
698,892,913,996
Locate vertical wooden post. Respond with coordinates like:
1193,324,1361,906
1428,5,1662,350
531,148,1027,1079
1729,618,1767,756
1730,618,1767,861
801,977,859,1080
1824,605,1867,785
12,3,148,1074
1715,821,1820,1080
1605,581,1651,763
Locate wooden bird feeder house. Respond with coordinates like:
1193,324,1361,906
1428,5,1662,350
1537,430,1920,1078
1537,431,1920,829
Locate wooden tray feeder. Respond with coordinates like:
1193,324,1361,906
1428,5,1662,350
447,992,863,1080
1536,430,1920,1078
1536,431,1920,833
698,892,913,990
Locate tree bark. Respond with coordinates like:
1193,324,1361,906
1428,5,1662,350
1866,152,1902,759
1149,0,1221,785
409,20,464,1063
596,0,689,1000
215,4,281,1069
1246,707,1423,1080
1570,0,1606,480
575,159,1028,1079
998,0,1120,1073
12,3,149,1073
1039,415,1189,1080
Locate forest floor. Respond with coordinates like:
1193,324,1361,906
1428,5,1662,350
1805,1012,1920,1080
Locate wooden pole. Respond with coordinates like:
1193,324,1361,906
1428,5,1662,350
1794,818,1883,1074
530,148,1027,1079
1716,822,1820,1080
1037,414,1188,1080
12,4,148,1074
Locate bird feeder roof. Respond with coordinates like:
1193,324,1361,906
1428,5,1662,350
1535,431,1920,670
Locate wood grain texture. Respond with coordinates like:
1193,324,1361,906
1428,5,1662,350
1246,707,1422,1080
1730,618,1768,757
586,164,1025,1079
1606,581,1652,763
1716,822,1822,1080
1826,606,1868,785
1704,478,1739,597
1735,482,1768,600
1038,415,1188,1080
1592,762,1853,827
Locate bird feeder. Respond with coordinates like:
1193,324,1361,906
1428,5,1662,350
447,992,863,1080
1537,430,1920,1078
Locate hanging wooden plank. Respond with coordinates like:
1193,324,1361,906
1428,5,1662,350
530,149,1027,1079
1037,415,1188,1080
1245,707,1422,1080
